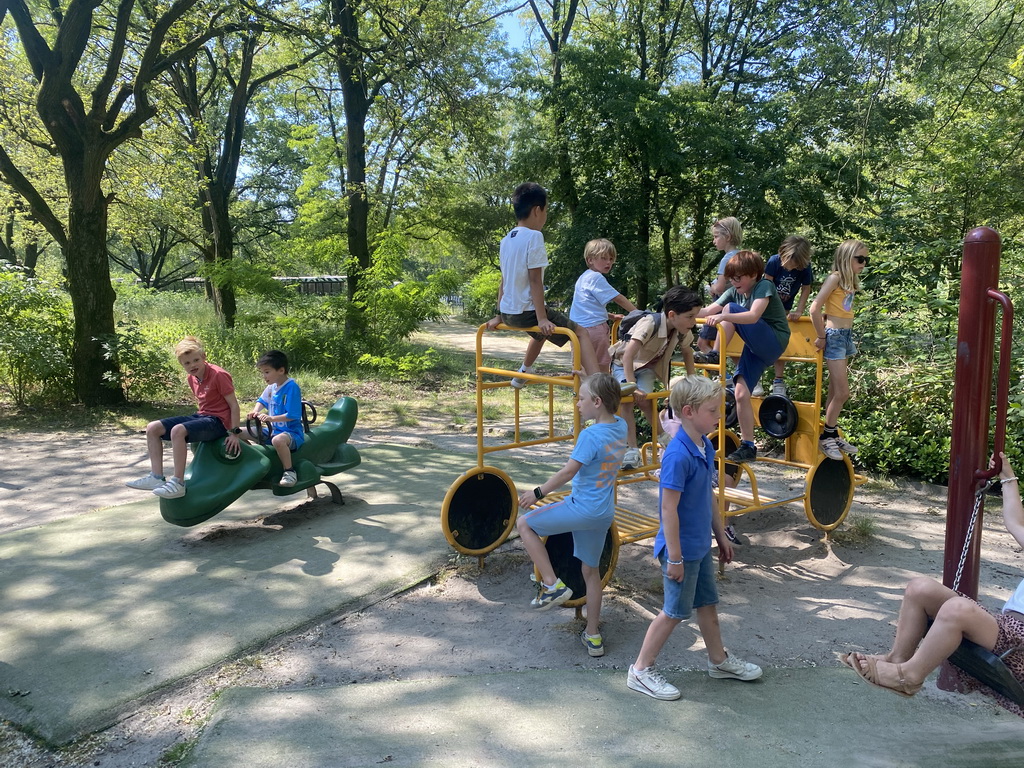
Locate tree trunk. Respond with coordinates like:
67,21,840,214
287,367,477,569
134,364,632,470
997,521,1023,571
64,152,122,405
203,178,238,327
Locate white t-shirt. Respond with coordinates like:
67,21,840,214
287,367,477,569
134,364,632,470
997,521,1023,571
570,269,621,327
498,227,548,314
1003,578,1024,614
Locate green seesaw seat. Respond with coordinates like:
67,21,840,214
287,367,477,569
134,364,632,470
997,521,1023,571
159,397,361,527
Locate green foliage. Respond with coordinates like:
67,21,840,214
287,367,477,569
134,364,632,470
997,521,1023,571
462,268,501,322
352,233,461,355
96,320,178,403
0,266,74,405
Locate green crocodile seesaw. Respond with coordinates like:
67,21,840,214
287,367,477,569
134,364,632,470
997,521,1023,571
158,397,361,527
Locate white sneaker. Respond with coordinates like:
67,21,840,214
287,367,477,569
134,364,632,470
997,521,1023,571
126,473,166,490
834,436,858,455
627,664,681,700
708,653,762,681
771,380,787,397
279,469,297,487
153,477,186,499
751,382,764,397
819,436,842,461
511,365,534,389
621,447,641,470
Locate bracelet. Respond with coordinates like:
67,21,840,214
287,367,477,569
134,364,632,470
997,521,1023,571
534,486,545,500
667,558,683,566
817,336,826,340
1001,476,1019,485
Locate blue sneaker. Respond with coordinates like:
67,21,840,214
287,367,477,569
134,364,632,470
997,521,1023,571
580,630,604,657
530,579,572,610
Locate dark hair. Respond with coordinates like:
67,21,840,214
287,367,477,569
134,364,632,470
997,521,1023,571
582,372,621,414
723,250,765,281
257,349,289,373
661,286,702,315
511,182,548,221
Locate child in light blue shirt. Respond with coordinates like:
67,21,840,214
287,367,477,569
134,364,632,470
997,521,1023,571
569,239,637,372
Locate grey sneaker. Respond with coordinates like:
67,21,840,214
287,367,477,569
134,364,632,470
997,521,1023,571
751,382,765,398
153,477,185,499
819,436,842,461
580,630,604,657
727,443,757,463
126,473,166,490
530,579,572,610
621,447,641,470
511,365,534,389
709,653,762,681
279,469,297,487
771,379,787,397
628,664,681,700
834,436,858,456
694,350,719,365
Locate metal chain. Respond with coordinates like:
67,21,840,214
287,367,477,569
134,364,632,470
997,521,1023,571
952,480,999,593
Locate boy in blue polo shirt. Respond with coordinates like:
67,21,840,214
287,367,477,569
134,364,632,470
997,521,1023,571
249,350,305,487
627,375,762,700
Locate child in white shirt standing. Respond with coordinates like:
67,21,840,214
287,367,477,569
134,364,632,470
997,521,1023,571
569,239,637,373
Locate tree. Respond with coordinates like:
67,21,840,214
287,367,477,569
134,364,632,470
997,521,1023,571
0,0,242,404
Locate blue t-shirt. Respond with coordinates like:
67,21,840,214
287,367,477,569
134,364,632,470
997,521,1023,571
570,269,622,327
257,378,305,448
764,254,813,312
566,416,628,519
653,428,715,562
711,249,740,299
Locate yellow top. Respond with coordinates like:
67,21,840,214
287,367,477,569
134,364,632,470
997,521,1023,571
823,280,855,319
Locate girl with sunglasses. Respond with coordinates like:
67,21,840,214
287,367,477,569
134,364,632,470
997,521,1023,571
809,240,869,460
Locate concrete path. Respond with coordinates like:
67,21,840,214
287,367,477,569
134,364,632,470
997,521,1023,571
184,668,1024,767
0,446,552,744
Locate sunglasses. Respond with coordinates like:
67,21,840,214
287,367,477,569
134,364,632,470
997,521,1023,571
854,255,869,265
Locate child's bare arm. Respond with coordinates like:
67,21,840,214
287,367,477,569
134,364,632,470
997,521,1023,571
996,453,1024,548
809,274,838,350
621,340,642,384
715,297,769,325
681,347,695,376
661,487,684,581
518,459,583,508
528,268,554,334
223,392,242,454
697,302,723,319
612,294,638,313
791,284,812,320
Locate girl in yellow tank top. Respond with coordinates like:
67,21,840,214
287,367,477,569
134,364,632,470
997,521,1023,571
809,240,868,462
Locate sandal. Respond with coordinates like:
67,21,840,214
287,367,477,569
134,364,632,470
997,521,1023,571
850,653,922,698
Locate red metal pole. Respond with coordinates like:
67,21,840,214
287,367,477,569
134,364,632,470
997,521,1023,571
938,226,1001,692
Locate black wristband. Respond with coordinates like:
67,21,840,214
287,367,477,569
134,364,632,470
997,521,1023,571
534,486,545,501
230,427,241,434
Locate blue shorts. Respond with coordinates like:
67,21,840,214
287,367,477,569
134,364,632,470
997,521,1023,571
159,414,228,443
726,303,784,387
660,549,719,620
501,308,578,347
824,327,857,361
520,498,614,567
698,322,717,341
611,364,657,396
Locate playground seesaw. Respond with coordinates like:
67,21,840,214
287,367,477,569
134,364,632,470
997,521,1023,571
158,396,361,527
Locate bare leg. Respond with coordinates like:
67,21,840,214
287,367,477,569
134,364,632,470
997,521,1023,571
145,420,167,476
773,359,786,380
272,433,294,470
634,612,682,670
696,604,728,665
582,563,602,636
517,515,556,587
733,376,754,443
855,577,1000,688
576,330,600,376
824,357,850,427
620,402,638,449
169,424,189,480
522,336,546,368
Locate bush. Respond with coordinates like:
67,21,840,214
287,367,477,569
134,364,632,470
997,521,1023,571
462,269,501,323
0,266,74,405
96,319,178,402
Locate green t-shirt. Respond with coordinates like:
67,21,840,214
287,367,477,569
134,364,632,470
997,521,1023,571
717,278,791,350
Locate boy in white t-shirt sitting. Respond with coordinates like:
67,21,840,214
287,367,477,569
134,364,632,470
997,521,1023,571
569,238,637,373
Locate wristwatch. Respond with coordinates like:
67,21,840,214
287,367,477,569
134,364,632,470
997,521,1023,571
230,427,242,434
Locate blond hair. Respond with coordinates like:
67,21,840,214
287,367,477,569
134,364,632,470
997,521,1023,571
583,238,617,265
174,336,205,358
778,235,811,270
713,217,743,248
581,372,621,414
833,240,865,293
669,374,721,414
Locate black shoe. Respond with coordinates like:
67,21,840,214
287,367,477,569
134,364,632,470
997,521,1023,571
726,443,757,463
694,350,720,365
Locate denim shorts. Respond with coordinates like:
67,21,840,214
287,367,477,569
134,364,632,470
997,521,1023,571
501,307,577,347
159,414,227,443
660,549,719,620
824,327,857,361
611,364,656,395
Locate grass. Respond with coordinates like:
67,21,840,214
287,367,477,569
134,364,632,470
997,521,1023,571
831,515,878,545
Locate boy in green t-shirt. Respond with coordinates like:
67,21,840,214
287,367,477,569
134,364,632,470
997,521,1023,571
698,250,790,464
